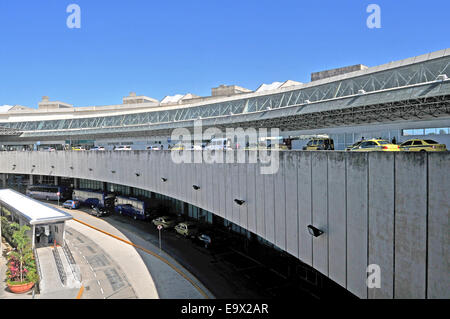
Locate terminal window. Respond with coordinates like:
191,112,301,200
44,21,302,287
402,128,449,136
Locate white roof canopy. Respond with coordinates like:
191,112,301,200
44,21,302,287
0,189,72,225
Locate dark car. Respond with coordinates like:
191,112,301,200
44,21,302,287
89,205,110,217
194,229,226,249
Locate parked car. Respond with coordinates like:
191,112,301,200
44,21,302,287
194,229,227,249
89,205,109,217
399,139,447,152
302,138,334,150
146,146,160,150
345,140,363,151
91,146,105,151
115,145,132,151
72,146,86,151
41,147,56,152
350,139,399,152
62,199,80,209
152,216,177,229
174,221,199,238
170,143,185,151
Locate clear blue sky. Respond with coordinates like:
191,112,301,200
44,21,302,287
0,0,448,108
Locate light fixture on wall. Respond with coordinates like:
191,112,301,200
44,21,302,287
135,172,141,177
89,168,93,171
70,166,74,170
192,185,200,190
51,165,55,169
161,177,167,182
307,225,324,237
111,170,116,174
234,199,245,205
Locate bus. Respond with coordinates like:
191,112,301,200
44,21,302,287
72,189,115,210
26,185,71,201
114,196,153,221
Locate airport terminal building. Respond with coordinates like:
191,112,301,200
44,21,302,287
0,48,449,151
0,49,449,299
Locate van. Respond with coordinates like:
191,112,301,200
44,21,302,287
115,145,132,151
302,138,334,150
205,138,232,150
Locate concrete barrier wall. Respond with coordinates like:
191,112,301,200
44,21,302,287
0,150,448,299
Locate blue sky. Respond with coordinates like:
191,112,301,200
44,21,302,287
0,0,448,108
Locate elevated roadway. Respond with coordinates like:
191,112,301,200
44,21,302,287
0,150,449,299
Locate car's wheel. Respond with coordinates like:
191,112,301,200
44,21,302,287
420,150,426,153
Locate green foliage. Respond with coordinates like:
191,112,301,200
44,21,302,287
5,223,39,284
1,217,19,245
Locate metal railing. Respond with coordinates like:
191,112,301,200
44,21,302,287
63,241,81,283
33,248,42,294
52,248,66,286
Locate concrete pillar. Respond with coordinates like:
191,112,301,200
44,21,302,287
54,176,58,185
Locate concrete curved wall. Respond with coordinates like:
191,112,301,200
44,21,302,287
0,150,449,299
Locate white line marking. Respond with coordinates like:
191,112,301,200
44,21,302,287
100,288,104,295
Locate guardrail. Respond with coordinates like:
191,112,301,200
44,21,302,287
52,248,66,286
63,241,81,283
33,248,42,294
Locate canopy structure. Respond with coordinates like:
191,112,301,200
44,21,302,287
0,189,72,225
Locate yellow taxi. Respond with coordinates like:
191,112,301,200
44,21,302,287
71,146,86,151
399,139,447,152
170,143,185,151
345,140,363,151
302,138,334,150
350,139,400,152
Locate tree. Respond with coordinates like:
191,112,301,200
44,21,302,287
7,223,36,283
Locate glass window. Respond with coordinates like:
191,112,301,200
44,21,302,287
437,128,449,135
413,129,424,135
413,140,423,145
401,141,413,146
403,129,413,136
424,140,438,144
425,128,436,135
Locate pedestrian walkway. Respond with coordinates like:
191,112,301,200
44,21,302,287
35,246,80,299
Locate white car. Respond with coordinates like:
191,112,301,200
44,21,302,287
41,147,56,152
91,146,105,151
115,145,132,151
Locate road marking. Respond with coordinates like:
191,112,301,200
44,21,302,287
76,286,84,299
73,217,211,299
